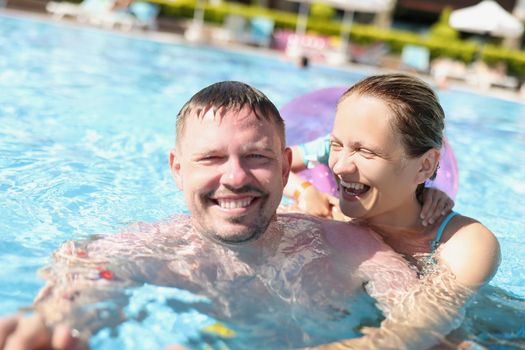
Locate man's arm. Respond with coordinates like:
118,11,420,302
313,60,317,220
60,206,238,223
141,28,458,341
34,237,145,328
0,313,87,350
0,217,201,349
0,228,163,350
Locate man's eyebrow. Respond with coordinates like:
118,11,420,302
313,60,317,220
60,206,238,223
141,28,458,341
242,143,277,154
189,146,221,156
190,143,277,156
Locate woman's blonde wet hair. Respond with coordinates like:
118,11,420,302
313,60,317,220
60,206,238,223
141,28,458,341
339,73,445,202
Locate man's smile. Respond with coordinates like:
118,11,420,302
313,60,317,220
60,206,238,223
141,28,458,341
217,197,254,209
208,194,263,214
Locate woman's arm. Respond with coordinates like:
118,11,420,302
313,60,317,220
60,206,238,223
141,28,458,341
307,218,500,350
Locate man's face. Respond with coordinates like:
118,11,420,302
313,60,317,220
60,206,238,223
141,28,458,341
170,105,291,244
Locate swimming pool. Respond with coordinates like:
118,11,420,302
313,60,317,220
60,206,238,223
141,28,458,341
1,11,524,349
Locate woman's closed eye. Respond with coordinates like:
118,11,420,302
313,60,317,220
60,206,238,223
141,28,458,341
359,148,375,155
358,148,376,158
329,141,343,151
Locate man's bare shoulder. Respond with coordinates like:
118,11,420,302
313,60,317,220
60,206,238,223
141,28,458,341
275,213,388,255
321,218,388,254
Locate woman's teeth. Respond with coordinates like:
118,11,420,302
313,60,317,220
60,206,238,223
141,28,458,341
339,180,369,195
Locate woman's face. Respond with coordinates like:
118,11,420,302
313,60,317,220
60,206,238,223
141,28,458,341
328,94,423,221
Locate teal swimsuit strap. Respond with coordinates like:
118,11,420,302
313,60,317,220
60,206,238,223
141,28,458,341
430,211,458,252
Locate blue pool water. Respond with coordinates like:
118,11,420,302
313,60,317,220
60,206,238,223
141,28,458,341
1,12,524,349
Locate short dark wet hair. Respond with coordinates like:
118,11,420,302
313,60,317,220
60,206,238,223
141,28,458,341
176,81,285,146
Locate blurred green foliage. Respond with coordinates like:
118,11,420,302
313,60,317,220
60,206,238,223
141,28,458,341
310,3,335,21
429,7,459,41
152,0,525,78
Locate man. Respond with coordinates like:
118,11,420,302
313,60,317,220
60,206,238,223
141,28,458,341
0,81,447,350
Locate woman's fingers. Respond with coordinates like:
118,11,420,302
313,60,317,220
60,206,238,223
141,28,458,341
421,189,455,226
298,187,332,218
424,197,444,226
327,195,339,206
420,190,433,221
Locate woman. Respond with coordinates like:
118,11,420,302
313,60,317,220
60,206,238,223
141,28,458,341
324,73,500,286
298,73,502,349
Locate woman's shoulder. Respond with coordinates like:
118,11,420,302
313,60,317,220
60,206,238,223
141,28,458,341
442,214,498,249
438,214,501,287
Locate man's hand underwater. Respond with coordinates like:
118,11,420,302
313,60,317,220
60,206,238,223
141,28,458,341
0,313,87,350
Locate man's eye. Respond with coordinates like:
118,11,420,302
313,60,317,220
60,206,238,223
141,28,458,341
247,154,267,160
199,155,222,162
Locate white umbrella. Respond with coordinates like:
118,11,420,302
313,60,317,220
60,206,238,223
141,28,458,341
449,0,524,38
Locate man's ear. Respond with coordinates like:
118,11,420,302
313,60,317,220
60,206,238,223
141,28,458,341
282,147,293,186
416,148,440,184
169,148,183,189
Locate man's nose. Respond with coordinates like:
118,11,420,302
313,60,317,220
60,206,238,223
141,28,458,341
220,158,250,188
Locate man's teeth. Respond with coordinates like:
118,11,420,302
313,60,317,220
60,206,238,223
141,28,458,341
217,198,252,209
340,180,365,190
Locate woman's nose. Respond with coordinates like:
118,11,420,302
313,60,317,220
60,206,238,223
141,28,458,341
331,151,358,176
